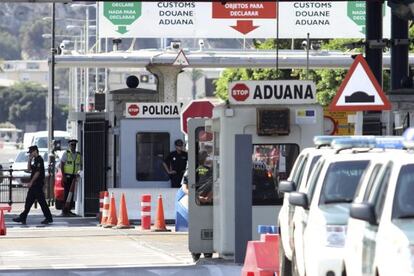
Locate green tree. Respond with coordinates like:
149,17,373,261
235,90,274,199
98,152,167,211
0,82,68,131
0,29,21,60
19,19,49,59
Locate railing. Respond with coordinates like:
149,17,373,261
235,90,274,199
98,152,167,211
0,169,32,205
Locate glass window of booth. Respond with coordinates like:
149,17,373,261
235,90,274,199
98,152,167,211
252,144,300,205
195,127,214,206
136,132,170,182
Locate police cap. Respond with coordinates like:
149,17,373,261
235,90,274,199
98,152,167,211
68,139,78,145
27,145,38,153
174,139,184,147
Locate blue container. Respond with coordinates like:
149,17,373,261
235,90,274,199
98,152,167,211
175,187,188,232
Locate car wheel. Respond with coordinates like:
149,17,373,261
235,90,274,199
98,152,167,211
279,235,292,276
203,253,213,258
292,249,300,276
191,253,201,262
55,200,64,210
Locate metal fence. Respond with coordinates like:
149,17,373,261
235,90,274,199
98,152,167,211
0,169,31,204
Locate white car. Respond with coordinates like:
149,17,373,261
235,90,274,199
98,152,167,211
347,136,414,276
289,137,402,276
278,136,336,275
10,150,50,187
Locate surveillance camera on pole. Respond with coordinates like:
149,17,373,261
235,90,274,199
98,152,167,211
198,39,205,51
301,40,308,50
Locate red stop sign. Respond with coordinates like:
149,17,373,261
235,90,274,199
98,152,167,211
231,83,249,101
128,104,139,116
181,100,215,134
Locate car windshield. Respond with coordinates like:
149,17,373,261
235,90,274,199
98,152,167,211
34,136,69,149
393,164,414,219
15,151,49,163
15,151,28,162
319,160,369,204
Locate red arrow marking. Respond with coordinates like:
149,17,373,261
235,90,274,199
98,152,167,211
231,20,259,35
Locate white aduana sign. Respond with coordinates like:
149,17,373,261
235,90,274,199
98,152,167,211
228,80,317,105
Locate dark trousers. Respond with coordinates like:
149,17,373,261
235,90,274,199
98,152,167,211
63,174,76,213
20,185,52,220
170,172,184,188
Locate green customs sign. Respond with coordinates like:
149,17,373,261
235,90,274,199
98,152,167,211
347,1,385,35
103,2,142,34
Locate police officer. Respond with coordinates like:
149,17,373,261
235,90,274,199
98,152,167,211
13,145,53,225
60,139,82,216
163,139,188,188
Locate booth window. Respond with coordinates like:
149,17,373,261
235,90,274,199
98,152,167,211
252,144,299,205
195,127,214,206
136,132,170,181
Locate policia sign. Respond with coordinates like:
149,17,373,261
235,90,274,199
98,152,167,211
229,80,317,105
125,102,182,118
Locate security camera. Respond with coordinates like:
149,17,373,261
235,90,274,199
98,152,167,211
311,41,321,51
301,40,308,49
170,40,181,50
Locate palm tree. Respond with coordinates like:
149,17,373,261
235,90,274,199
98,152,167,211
189,69,203,99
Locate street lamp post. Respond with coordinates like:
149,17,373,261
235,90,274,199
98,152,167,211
71,3,97,112
47,2,56,205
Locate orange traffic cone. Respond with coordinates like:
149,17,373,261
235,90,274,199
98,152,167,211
98,191,109,227
115,193,133,229
103,193,117,228
152,195,171,232
0,210,6,236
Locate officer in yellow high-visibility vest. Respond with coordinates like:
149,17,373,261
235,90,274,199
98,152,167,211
60,139,82,216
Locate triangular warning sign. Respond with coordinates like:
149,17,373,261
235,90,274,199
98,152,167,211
329,54,391,112
173,49,189,66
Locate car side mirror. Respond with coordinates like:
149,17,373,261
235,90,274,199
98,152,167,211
279,180,296,193
350,203,377,225
289,192,309,209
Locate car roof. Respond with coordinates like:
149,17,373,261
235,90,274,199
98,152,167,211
320,148,404,163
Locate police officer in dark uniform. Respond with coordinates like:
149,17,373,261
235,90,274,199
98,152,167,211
163,139,188,188
13,145,53,225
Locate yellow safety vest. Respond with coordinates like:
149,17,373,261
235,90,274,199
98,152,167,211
63,151,81,175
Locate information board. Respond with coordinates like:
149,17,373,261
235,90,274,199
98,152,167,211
99,1,391,39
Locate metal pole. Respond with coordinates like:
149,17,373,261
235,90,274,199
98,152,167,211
365,0,383,86
389,14,409,134
365,0,383,135
95,2,99,95
105,37,109,111
47,2,56,205
306,33,310,80
85,7,89,111
391,15,409,89
276,0,279,76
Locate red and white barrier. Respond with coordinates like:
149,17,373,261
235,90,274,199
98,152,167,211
99,191,109,226
141,194,151,230
99,191,104,220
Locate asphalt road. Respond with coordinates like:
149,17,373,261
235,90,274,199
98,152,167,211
0,205,241,275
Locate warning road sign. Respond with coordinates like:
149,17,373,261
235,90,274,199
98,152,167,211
173,50,190,66
329,55,391,112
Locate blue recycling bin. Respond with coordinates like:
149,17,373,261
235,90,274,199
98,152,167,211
175,187,188,232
